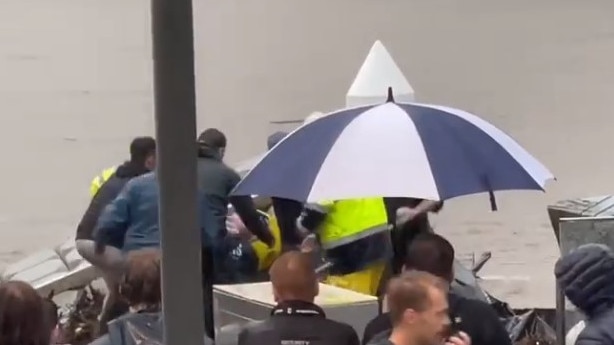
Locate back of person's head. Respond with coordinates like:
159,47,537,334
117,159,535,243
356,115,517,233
555,243,614,316
269,251,318,303
0,281,51,345
403,233,455,282
119,249,162,310
386,271,450,344
198,128,227,149
129,136,156,167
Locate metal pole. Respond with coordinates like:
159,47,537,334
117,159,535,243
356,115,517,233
150,0,205,343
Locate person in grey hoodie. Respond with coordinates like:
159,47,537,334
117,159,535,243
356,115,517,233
555,243,614,345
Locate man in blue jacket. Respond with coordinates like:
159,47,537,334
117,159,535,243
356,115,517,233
94,170,273,338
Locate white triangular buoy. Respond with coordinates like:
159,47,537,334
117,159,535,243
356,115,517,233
346,40,415,107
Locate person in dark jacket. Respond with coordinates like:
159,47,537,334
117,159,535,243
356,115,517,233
196,128,274,247
555,243,614,345
363,233,509,345
238,251,359,345
367,271,470,345
75,136,156,328
383,198,443,275
267,131,304,249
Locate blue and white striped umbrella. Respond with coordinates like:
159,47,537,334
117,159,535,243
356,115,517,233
232,100,554,209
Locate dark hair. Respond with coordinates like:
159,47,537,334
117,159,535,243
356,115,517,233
198,128,227,149
129,136,156,163
0,281,51,345
120,249,162,308
403,233,455,281
387,271,447,325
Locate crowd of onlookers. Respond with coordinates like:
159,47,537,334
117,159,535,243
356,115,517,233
3,223,614,345
3,130,614,345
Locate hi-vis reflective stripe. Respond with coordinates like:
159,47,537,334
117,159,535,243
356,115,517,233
320,223,391,250
90,166,117,197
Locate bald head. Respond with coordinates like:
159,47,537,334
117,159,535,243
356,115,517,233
269,251,318,302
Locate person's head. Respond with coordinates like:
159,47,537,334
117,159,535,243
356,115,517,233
269,251,318,303
387,271,450,345
119,249,162,311
198,128,227,159
0,281,51,345
129,136,156,170
555,243,614,316
403,233,455,283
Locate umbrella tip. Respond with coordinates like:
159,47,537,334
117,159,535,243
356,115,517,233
386,87,395,103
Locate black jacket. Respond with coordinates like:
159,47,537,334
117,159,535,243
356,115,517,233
238,301,360,345
196,146,273,246
271,197,304,247
362,293,511,345
75,161,149,243
383,197,443,275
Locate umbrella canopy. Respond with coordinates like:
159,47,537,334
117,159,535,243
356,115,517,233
232,98,554,207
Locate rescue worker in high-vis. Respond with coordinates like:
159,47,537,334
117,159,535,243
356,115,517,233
296,197,392,296
90,166,117,197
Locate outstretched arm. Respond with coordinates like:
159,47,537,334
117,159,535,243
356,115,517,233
94,181,134,252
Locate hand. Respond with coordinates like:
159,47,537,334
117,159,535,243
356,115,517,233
396,207,421,226
445,331,471,345
300,234,318,253
226,213,253,241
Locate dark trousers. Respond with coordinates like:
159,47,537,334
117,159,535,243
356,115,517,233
202,246,215,340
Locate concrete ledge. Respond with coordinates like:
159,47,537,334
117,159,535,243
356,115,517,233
1,238,99,296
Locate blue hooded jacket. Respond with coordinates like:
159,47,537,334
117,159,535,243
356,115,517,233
94,172,222,253
555,243,614,345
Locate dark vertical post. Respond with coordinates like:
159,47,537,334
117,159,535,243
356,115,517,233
150,0,205,343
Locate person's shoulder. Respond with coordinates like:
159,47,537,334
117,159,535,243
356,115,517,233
454,296,496,312
452,295,502,328
128,171,156,185
576,310,614,345
364,313,392,338
319,318,358,337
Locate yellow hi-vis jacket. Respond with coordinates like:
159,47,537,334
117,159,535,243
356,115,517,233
306,197,389,250
89,166,117,197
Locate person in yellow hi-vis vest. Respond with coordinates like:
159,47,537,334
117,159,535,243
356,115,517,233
90,166,117,197
296,197,392,296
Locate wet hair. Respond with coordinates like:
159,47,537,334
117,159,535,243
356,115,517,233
0,281,51,345
403,233,455,281
197,128,227,149
386,271,447,326
269,251,317,301
119,249,162,307
129,136,156,163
